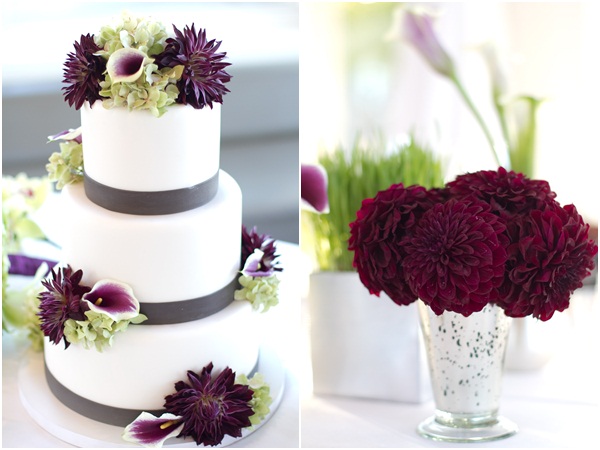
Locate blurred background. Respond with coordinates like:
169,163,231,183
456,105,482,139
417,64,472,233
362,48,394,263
2,1,299,243
300,1,598,229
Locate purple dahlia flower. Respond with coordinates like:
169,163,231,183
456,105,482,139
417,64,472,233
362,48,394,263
62,34,106,110
157,24,231,109
348,184,439,306
446,167,556,220
37,265,91,348
163,363,254,446
402,198,508,316
497,202,597,321
241,226,282,274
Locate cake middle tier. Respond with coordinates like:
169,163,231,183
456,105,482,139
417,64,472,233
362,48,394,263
59,170,242,303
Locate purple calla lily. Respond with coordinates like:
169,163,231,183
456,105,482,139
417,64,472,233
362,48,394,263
107,47,148,83
403,9,455,78
122,412,184,447
47,127,82,144
82,279,140,322
301,164,329,213
242,249,274,277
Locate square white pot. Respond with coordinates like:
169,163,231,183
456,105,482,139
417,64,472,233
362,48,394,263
308,271,431,403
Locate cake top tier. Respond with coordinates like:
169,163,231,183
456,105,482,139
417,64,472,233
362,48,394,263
62,12,232,117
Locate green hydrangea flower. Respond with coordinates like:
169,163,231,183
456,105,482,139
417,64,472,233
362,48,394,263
236,372,272,426
46,141,84,189
234,275,280,313
99,65,182,117
2,174,50,253
2,260,46,349
64,309,147,352
94,12,168,57
2,174,50,340
92,12,183,116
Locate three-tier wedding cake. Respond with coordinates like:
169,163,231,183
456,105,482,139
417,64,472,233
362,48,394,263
36,12,281,447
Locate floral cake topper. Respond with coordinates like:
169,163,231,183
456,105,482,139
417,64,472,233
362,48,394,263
63,12,231,116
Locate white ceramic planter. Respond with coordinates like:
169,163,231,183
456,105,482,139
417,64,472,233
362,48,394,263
308,271,431,403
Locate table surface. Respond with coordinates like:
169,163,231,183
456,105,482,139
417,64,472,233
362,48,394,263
2,241,301,448
300,285,600,448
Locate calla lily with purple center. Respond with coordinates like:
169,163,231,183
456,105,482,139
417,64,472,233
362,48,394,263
82,279,140,322
400,6,504,166
301,164,329,214
122,412,184,447
402,9,455,78
47,127,82,144
107,47,149,83
242,249,274,277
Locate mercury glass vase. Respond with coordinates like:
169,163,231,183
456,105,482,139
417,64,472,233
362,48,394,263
417,301,518,442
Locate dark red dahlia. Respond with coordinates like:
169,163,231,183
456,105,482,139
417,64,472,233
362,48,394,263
446,167,556,220
241,225,282,273
497,202,597,321
164,363,254,446
157,24,231,109
402,198,508,316
62,34,106,110
348,184,439,306
37,265,91,348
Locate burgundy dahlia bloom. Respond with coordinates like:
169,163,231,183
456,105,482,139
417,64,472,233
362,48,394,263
37,265,91,348
402,198,508,316
157,24,232,109
348,184,439,306
163,363,254,446
62,34,106,110
241,226,282,274
447,167,556,220
497,202,597,321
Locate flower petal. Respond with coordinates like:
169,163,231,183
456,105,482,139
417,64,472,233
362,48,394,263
301,164,329,213
122,412,183,448
402,9,455,77
242,249,274,277
107,47,148,83
82,279,140,321
47,127,82,144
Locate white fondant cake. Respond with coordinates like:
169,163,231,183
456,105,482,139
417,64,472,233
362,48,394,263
37,17,283,445
81,102,221,191
44,102,259,419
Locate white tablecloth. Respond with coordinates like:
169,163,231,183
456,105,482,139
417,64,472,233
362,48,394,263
301,286,600,448
2,242,301,448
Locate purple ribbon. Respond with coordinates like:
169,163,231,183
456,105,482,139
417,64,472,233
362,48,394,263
7,254,57,276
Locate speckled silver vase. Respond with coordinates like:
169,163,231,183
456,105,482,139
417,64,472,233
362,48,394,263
417,301,518,442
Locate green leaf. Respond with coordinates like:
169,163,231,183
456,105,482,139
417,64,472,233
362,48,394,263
13,217,46,241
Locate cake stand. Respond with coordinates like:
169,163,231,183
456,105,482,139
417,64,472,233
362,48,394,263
18,346,285,448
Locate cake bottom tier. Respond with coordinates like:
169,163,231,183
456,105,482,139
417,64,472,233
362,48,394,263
44,299,260,424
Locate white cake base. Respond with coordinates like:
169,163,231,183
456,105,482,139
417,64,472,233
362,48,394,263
18,347,285,448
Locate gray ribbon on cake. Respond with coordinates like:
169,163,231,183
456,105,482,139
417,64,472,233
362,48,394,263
84,171,219,215
44,357,260,427
140,277,239,325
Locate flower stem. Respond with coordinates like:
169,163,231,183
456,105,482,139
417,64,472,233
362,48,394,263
450,73,502,167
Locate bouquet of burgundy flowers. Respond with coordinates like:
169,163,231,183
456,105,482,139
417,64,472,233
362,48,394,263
349,167,597,321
